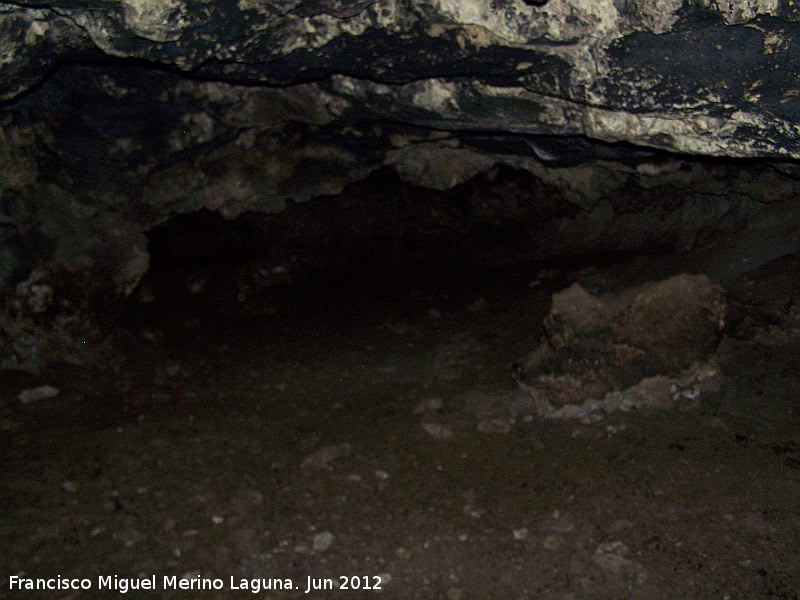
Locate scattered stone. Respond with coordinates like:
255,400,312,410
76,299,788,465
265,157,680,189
211,515,224,525
580,413,605,424
15,269,53,314
18,385,59,404
141,330,160,344
609,519,635,534
539,509,576,534
61,480,78,493
446,588,463,600
514,274,725,417
477,416,515,434
301,443,353,472
113,528,145,548
512,527,529,541
593,540,648,584
413,397,443,414
312,531,335,552
421,422,454,440
543,361,722,420
542,534,563,550
463,506,484,518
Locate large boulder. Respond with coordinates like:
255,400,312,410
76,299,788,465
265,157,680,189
513,274,726,417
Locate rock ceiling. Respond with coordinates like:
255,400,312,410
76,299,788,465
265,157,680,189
3,0,800,157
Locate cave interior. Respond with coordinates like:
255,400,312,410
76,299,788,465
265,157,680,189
2,2,800,597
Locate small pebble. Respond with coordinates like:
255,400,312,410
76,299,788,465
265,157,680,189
313,531,335,552
301,443,352,472
18,385,59,404
421,422,453,440
413,397,443,414
542,534,562,550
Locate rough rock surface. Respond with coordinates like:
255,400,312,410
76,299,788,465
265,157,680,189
2,0,799,158
2,0,800,370
514,273,726,416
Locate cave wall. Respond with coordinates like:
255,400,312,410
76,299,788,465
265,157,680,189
3,0,800,370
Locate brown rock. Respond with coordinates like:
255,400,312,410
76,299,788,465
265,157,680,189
515,274,725,414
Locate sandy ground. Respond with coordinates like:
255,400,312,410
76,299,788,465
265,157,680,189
2,257,800,599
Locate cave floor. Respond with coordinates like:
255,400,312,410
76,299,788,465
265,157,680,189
2,258,800,600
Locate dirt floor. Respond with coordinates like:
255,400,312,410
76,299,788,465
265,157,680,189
2,255,800,599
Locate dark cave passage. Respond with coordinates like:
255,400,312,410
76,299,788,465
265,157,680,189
3,25,800,597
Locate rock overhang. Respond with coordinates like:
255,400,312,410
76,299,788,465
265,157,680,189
2,0,800,157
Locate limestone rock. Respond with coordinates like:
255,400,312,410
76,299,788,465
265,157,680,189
514,274,726,416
